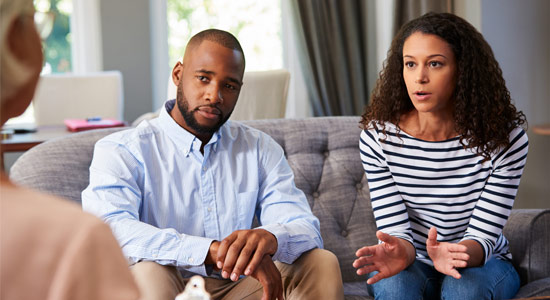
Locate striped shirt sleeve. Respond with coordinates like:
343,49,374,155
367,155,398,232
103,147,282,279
360,128,413,244
461,128,529,263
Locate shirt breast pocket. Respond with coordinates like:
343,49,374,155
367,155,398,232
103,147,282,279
236,189,258,230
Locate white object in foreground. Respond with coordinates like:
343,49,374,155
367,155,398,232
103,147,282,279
174,275,211,300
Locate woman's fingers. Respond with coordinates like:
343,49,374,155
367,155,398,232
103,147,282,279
366,272,385,285
426,227,438,247
356,264,377,276
452,259,468,269
376,230,393,244
355,245,375,257
447,243,468,253
352,255,374,268
451,251,469,261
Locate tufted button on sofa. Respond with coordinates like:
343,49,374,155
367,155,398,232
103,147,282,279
9,117,550,299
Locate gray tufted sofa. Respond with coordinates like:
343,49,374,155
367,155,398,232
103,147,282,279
10,117,550,299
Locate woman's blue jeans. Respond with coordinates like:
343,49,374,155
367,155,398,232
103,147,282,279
367,258,520,300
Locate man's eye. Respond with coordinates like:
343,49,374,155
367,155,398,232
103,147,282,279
225,84,236,90
197,76,208,82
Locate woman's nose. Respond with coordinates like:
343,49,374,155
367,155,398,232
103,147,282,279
415,69,429,84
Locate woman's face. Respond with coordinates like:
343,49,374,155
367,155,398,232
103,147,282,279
402,32,457,116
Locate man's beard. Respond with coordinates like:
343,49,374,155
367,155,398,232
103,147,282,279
176,83,232,135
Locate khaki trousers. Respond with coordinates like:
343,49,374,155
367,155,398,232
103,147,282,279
131,248,344,300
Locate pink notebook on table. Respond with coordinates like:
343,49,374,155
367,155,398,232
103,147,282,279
64,118,125,132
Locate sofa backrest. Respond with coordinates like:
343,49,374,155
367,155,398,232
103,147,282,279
10,117,377,283
10,127,127,203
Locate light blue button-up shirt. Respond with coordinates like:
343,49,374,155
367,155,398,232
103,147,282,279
82,100,322,276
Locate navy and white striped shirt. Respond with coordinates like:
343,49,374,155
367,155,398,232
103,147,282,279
360,122,528,265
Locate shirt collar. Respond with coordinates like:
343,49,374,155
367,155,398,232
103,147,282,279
159,100,224,156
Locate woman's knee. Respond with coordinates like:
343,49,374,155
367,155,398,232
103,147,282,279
441,259,520,300
369,261,435,300
369,271,424,300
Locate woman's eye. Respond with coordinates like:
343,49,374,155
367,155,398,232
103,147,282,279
405,62,415,68
429,61,442,67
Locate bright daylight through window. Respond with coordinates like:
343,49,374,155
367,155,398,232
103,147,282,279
166,0,282,71
34,0,72,74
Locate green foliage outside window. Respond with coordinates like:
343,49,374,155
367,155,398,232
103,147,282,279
34,0,72,73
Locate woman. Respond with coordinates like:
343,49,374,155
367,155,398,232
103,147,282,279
0,1,139,299
353,12,528,300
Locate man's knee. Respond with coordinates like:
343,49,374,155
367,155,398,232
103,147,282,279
298,248,340,273
281,248,342,283
278,249,343,299
131,261,184,300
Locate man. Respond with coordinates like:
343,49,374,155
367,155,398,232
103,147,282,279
82,29,343,300
0,1,139,299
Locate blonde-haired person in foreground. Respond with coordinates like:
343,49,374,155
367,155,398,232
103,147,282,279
0,1,139,299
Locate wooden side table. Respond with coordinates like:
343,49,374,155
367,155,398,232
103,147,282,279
0,125,72,170
532,124,550,136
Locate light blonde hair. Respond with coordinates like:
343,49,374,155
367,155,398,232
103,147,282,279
0,0,36,103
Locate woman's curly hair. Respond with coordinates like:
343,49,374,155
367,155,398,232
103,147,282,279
360,12,526,160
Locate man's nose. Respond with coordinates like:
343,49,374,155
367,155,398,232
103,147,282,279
205,84,223,104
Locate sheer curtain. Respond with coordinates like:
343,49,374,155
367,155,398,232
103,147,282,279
394,0,453,33
289,0,452,117
288,0,372,116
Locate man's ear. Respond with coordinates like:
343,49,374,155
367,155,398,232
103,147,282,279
172,61,183,87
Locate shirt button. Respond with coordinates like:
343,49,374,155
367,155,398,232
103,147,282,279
188,257,194,263
312,192,319,198
356,183,362,190
207,207,212,212
203,166,207,171
341,230,348,237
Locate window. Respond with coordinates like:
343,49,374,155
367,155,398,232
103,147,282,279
35,0,73,74
166,0,282,71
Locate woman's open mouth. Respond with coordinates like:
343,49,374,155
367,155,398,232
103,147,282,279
414,91,432,101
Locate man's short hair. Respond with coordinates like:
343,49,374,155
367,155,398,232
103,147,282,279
187,29,245,66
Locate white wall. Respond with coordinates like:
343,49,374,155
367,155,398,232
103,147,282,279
482,0,550,209
99,0,154,123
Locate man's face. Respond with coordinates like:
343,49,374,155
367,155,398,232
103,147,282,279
172,40,244,138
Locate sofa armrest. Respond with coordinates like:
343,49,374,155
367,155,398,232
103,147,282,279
514,277,550,298
504,209,550,285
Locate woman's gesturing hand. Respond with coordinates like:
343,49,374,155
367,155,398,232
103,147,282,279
426,227,469,279
353,231,415,285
